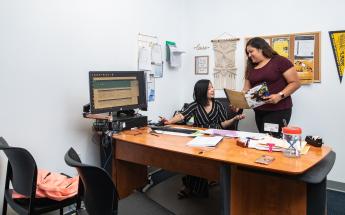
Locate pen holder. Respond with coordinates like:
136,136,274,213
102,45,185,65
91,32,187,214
282,126,302,158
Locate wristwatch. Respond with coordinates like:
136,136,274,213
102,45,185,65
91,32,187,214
278,92,285,99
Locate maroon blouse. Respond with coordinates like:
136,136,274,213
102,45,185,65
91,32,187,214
247,55,294,111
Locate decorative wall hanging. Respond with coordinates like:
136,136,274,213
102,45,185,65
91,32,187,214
211,34,239,89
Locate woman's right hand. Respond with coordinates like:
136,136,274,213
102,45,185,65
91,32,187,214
159,116,170,125
234,114,245,121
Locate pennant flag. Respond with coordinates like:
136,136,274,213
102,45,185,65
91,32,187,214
329,31,345,83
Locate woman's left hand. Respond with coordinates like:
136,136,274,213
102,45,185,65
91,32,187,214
263,94,281,104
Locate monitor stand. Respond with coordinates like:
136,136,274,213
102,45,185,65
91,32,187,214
114,109,135,117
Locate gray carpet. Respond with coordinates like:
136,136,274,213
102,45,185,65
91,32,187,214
145,175,220,215
119,191,174,215
327,189,345,215
4,175,344,215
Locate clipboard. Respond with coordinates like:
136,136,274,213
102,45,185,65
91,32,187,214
224,88,250,109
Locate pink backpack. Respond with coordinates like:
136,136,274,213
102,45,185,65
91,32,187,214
12,169,79,201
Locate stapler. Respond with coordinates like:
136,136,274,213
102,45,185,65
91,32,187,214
305,136,323,147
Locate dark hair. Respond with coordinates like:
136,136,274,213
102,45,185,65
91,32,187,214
193,79,211,107
245,37,278,78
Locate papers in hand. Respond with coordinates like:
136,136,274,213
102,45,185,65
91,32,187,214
224,82,269,109
187,136,223,147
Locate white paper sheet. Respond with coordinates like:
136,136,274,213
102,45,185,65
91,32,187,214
151,44,162,65
294,35,315,57
186,136,223,147
138,47,152,71
169,46,185,68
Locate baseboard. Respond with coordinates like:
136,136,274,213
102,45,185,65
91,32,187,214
327,180,345,192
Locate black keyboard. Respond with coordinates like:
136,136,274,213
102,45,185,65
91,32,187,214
150,126,197,134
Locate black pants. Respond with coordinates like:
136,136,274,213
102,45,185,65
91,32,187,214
254,108,292,138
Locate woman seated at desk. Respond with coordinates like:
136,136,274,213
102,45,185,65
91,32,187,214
163,79,245,199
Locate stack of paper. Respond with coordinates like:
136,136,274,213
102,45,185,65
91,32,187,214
202,129,267,139
186,136,223,147
246,136,307,152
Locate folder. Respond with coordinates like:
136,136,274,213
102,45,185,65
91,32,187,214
224,89,250,109
224,82,270,109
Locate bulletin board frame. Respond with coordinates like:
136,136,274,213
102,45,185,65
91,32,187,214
245,32,321,84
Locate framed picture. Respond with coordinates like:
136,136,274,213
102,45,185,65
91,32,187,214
195,56,209,75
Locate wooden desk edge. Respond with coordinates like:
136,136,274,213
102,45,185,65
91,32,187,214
113,129,332,176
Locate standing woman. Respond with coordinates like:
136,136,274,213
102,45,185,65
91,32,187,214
244,37,301,136
164,79,245,198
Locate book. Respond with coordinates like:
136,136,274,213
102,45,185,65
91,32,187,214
224,82,270,109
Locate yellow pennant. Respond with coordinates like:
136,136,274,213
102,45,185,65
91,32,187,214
329,31,345,83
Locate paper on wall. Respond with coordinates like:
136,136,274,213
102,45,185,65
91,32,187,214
151,44,162,65
169,46,185,68
138,46,152,71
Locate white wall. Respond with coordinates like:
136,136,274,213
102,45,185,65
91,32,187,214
182,0,345,182
1,0,344,211
0,0,190,211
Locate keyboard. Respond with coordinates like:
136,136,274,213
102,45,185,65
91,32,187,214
150,126,198,134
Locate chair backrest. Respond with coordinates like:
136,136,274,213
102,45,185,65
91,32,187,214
64,148,118,215
0,136,37,198
215,98,243,130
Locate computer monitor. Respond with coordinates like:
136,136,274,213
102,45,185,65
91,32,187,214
89,71,147,114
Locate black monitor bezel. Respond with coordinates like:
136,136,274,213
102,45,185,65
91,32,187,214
89,71,147,114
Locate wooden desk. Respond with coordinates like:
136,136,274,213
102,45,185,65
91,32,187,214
111,127,331,215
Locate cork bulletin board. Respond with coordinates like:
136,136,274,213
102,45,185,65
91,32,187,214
246,32,321,84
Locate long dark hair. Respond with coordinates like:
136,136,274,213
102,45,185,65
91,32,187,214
193,79,212,107
245,37,278,78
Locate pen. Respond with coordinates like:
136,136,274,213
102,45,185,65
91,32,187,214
159,116,168,122
150,132,159,137
65,182,73,188
43,172,51,179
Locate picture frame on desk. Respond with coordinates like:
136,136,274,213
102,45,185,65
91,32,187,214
195,56,209,75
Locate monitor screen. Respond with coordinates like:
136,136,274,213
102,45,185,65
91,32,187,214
89,71,147,114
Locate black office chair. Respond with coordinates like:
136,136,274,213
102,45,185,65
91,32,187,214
215,97,243,130
64,147,174,215
0,136,81,215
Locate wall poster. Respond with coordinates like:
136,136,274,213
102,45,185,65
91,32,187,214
195,56,209,75
272,37,289,58
294,35,315,84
